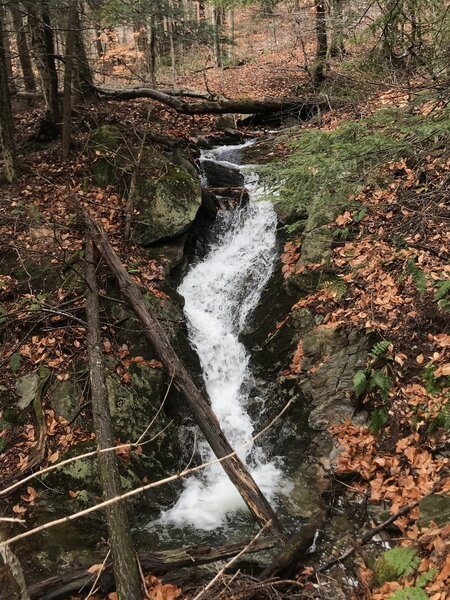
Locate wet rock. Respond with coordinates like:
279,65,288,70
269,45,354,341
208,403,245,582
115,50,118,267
281,462,328,521
202,159,244,188
200,188,219,219
299,325,369,430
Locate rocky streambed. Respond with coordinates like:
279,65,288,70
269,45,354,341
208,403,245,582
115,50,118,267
2,129,378,597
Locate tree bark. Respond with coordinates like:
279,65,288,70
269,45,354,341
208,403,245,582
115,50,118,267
329,0,345,58
62,0,77,158
85,235,143,600
72,7,95,102
11,3,36,93
82,208,286,541
1,7,16,94
0,9,18,182
312,0,328,87
25,0,60,123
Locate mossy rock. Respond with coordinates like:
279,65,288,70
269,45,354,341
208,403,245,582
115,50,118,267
90,125,127,187
418,494,450,528
132,160,202,245
106,363,167,442
48,379,82,421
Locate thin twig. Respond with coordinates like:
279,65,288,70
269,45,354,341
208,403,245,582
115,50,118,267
0,400,293,550
83,549,111,600
192,521,272,600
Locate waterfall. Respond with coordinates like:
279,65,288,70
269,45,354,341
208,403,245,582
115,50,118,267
160,142,284,531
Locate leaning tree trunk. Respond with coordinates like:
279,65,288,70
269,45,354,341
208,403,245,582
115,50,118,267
11,3,36,93
0,10,18,182
85,236,143,600
82,208,286,540
312,0,328,87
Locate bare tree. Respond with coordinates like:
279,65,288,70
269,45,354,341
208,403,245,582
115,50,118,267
0,8,18,182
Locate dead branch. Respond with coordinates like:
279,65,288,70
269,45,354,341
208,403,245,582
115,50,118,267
94,85,343,116
21,536,278,600
0,400,293,552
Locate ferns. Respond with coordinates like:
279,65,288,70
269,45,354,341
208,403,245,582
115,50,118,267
405,259,428,295
319,275,347,300
353,370,368,398
369,340,391,359
353,340,394,404
434,279,450,311
374,547,420,584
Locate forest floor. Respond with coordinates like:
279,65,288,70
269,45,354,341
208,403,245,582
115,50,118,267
1,42,449,600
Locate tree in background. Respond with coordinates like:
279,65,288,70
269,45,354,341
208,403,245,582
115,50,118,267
0,7,18,182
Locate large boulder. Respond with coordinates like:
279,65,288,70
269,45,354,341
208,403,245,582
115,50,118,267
299,325,369,430
132,159,202,245
201,159,244,187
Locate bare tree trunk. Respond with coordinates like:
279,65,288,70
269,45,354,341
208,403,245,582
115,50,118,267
25,0,60,123
228,9,235,61
85,235,143,600
329,0,345,58
73,6,95,101
312,0,328,86
212,6,222,67
147,16,156,84
62,0,77,158
11,3,36,92
0,11,18,182
1,7,16,94
82,208,286,541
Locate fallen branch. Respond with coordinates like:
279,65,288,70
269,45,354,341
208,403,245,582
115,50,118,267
22,536,278,600
316,480,446,576
94,85,341,116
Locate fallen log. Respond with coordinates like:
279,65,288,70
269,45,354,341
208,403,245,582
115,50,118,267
24,537,277,600
82,207,286,540
94,85,340,115
259,523,320,580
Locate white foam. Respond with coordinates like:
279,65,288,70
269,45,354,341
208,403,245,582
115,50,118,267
160,142,283,530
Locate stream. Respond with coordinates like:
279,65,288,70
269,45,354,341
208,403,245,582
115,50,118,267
160,141,286,531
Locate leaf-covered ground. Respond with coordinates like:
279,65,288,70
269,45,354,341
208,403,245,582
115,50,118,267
279,99,449,599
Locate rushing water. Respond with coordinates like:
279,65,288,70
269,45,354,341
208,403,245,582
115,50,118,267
160,142,284,531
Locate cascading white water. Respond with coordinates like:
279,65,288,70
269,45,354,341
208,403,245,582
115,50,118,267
160,142,284,530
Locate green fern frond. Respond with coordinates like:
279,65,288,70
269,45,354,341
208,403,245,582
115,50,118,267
434,279,450,301
389,587,429,600
375,547,420,584
405,259,427,295
319,275,347,300
369,340,391,359
353,370,368,398
369,370,393,399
